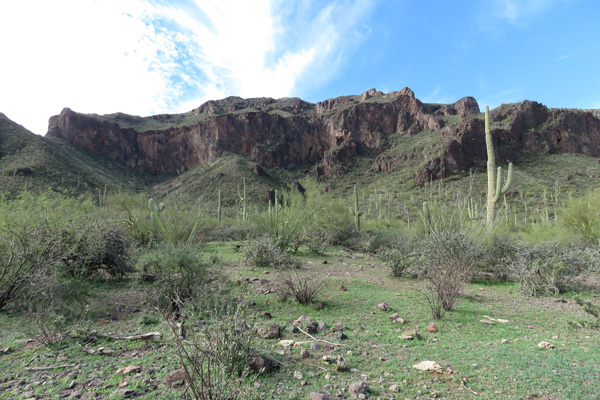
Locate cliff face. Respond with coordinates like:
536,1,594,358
46,89,600,185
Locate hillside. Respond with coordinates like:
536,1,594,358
0,113,156,197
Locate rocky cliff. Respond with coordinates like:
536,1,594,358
46,88,600,186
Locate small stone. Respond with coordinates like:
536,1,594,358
348,382,369,399
116,365,141,375
322,355,335,362
313,301,327,310
336,355,347,371
118,380,128,388
306,321,319,334
537,341,556,350
266,323,281,339
294,370,303,379
427,324,438,332
260,311,272,319
262,270,270,274
336,331,348,341
116,388,135,398
377,302,391,311
412,361,444,373
389,384,399,392
323,260,328,264
0,347,14,355
301,380,308,386
318,321,328,332
338,285,348,291
392,316,405,324
332,322,345,332
310,342,321,351
399,334,413,340
300,349,310,359
285,325,299,334
277,340,295,347
480,319,494,325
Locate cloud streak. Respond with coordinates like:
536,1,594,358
0,0,377,134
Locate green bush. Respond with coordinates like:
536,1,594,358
137,245,221,313
559,189,600,244
243,235,300,269
0,192,125,311
303,228,331,256
253,189,310,252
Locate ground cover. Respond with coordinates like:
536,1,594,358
1,243,598,400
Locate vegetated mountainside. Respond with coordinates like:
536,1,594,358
0,112,154,196
45,88,600,188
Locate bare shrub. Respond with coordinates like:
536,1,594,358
508,242,590,297
167,305,258,400
276,271,325,304
419,215,488,320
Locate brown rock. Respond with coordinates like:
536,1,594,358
338,285,348,291
265,323,280,339
300,349,310,359
427,324,439,332
348,381,369,399
377,302,391,311
313,301,326,310
116,365,141,375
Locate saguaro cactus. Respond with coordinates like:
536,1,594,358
485,105,513,227
351,185,363,232
237,178,248,221
217,189,222,223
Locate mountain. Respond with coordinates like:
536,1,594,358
0,112,154,196
45,88,600,189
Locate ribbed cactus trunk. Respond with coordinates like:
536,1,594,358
485,105,513,227
485,105,496,227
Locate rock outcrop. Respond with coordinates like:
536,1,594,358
46,89,600,186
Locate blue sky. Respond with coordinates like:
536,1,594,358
1,0,599,135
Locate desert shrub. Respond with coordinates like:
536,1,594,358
327,223,361,248
379,248,418,278
508,241,590,296
168,305,257,400
253,189,310,252
419,215,488,319
303,228,331,256
569,295,600,329
243,235,300,269
60,223,133,279
148,198,204,247
276,271,325,304
478,234,518,281
364,229,397,254
22,267,93,345
559,189,600,244
138,245,222,313
0,192,122,311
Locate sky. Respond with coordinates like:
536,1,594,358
1,0,599,135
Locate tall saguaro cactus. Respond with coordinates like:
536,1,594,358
351,185,363,232
217,189,222,223
485,105,513,227
237,178,248,221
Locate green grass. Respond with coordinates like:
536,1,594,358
2,243,598,399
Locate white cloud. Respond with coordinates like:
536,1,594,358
0,0,376,135
490,0,568,25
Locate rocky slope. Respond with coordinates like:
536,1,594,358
46,88,600,186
